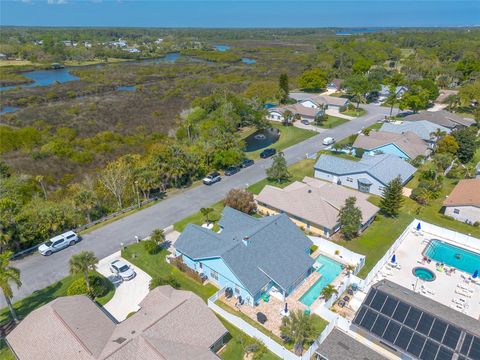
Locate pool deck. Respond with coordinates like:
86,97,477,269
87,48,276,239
370,230,480,320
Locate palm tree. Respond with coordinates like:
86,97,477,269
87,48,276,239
0,251,22,323
320,284,338,301
200,207,214,224
150,228,165,245
280,310,316,355
69,251,98,293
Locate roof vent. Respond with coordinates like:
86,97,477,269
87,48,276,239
308,189,312,193
242,236,251,247
113,337,127,344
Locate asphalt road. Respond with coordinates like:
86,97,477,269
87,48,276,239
6,104,393,306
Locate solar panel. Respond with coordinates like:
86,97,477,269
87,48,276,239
417,312,435,336
355,287,479,360
371,314,389,337
420,339,440,360
392,302,410,322
383,320,401,343
442,325,461,349
469,336,480,359
395,326,413,350
380,296,398,317
460,334,472,355
436,346,454,360
407,333,426,357
370,291,387,310
360,308,377,331
404,307,422,329
429,319,447,342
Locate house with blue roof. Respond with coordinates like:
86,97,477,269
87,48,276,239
174,207,315,306
314,154,416,196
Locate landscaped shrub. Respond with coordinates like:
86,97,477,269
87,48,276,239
149,276,181,290
355,148,365,158
143,239,160,255
170,257,203,283
310,245,318,253
67,274,110,298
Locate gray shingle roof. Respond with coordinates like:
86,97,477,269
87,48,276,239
314,154,416,186
380,120,450,141
316,328,388,360
175,207,314,295
403,110,475,128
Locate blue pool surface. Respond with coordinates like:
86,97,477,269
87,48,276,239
300,255,343,306
424,239,480,275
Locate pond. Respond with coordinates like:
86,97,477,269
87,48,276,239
0,106,20,115
0,67,79,91
116,86,136,91
241,57,257,64
244,127,280,152
214,44,231,52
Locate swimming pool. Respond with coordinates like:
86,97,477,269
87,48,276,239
300,254,343,306
424,239,480,275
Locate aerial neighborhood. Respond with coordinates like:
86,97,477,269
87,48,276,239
0,14,479,360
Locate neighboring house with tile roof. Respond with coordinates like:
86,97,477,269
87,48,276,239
314,154,416,196
255,176,379,238
352,130,430,160
6,286,227,360
267,103,324,123
443,179,480,224
174,207,315,306
402,110,475,129
380,120,451,147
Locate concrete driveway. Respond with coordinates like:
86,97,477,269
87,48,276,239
97,252,151,322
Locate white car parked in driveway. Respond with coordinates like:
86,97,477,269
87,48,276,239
109,259,136,281
38,231,79,256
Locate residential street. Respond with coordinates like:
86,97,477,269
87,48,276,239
5,104,393,306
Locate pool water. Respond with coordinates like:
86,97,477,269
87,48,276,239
300,255,343,306
413,267,435,282
424,239,480,275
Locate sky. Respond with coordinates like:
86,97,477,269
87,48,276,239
1,1,479,28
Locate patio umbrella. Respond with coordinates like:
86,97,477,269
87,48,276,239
473,270,478,279
416,222,421,231
391,254,396,264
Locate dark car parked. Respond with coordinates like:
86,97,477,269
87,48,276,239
224,166,240,176
241,158,254,168
260,148,277,158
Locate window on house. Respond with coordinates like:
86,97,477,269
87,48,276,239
454,209,460,214
211,270,219,281
347,177,353,182
378,186,385,191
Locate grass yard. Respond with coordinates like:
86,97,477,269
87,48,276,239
218,317,280,360
341,108,366,117
244,122,316,159
0,271,114,324
173,200,225,232
0,339,15,360
248,158,315,194
318,115,349,129
122,243,218,301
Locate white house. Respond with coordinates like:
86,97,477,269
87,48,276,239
443,179,480,224
267,103,324,123
299,95,349,112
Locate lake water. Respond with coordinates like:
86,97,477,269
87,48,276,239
0,68,78,91
116,86,136,91
336,28,380,35
241,58,256,64
214,44,230,52
0,106,20,115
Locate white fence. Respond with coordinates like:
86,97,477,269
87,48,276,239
208,289,337,360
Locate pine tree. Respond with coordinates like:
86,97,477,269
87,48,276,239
279,73,289,103
380,176,404,217
338,196,362,240
266,153,290,183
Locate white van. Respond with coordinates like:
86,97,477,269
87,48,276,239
322,137,336,146
38,230,79,256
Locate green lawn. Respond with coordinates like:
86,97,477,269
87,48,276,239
248,158,316,194
244,122,316,159
0,339,15,360
318,115,349,129
122,243,218,301
0,271,115,323
174,200,225,232
218,316,280,360
341,108,366,117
